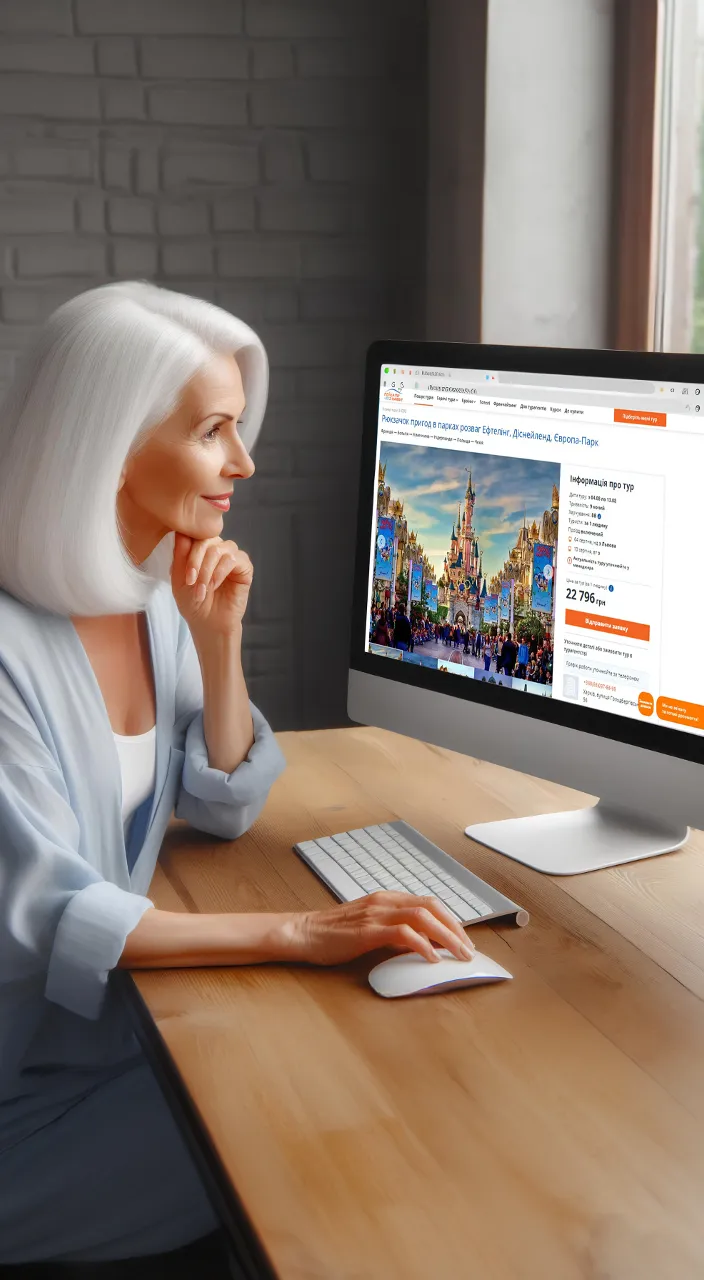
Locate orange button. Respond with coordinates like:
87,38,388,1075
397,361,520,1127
614,408,666,427
656,697,704,730
565,609,650,641
638,691,654,716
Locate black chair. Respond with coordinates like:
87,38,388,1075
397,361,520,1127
0,1230,238,1278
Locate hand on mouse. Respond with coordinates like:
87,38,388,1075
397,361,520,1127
275,893,475,967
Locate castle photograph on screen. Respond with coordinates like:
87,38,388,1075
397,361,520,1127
369,443,560,694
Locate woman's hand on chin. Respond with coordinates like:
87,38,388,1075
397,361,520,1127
170,531,253,640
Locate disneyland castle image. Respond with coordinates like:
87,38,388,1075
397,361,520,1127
438,469,560,628
373,443,559,630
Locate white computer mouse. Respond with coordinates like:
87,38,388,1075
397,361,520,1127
368,947,513,998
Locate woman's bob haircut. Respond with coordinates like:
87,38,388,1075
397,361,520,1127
0,279,268,618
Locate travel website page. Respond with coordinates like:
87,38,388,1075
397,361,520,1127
365,365,704,739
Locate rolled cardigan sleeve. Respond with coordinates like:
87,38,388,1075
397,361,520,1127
0,757,153,1023
172,612,286,841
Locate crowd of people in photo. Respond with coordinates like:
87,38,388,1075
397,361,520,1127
369,604,554,686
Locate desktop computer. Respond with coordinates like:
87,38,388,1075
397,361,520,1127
346,341,704,875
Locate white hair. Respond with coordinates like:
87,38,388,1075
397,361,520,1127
0,280,268,617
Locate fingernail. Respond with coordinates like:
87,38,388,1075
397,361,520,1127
186,568,196,585
461,944,473,958
197,583,206,602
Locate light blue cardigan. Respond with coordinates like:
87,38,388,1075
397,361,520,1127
0,579,287,1264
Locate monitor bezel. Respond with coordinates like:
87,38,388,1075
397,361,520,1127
350,339,704,770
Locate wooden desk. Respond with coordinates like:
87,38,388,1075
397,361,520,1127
124,727,704,1280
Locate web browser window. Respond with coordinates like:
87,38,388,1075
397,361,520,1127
365,363,704,737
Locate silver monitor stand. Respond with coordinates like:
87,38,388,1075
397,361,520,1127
465,802,689,875
348,670,700,878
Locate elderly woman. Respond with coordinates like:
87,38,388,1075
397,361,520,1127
0,282,470,1277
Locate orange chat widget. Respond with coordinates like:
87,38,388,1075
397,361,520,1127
565,609,650,642
656,697,704,731
638,692,654,717
614,408,666,428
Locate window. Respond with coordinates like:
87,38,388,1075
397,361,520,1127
652,0,704,351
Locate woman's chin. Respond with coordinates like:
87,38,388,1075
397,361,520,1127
174,513,223,539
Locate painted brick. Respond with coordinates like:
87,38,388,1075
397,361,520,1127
301,239,385,278
139,37,247,79
251,43,294,79
251,80,375,130
161,242,213,276
245,673,297,730
148,85,247,127
102,146,132,190
0,319,44,347
14,145,94,179
229,506,293,620
0,38,94,75
300,280,386,321
158,280,219,303
111,240,157,276
251,443,294,474
218,240,300,279
162,147,258,189
214,283,296,323
15,243,107,277
156,201,210,236
264,403,359,445
239,623,284,650
261,288,298,322
258,187,375,234
96,38,138,77
244,2,373,39
0,198,75,234
1,284,84,321
265,368,297,402
295,440,360,477
297,368,363,402
253,476,333,507
0,0,72,34
307,133,385,183
135,147,159,194
103,80,146,120
77,192,106,233
245,646,293,679
211,194,256,232
295,39,387,78
75,0,243,36
262,134,305,183
0,74,100,118
107,197,154,234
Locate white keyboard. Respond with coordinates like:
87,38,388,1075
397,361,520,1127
294,820,529,928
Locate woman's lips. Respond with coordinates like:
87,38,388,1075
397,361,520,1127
203,495,230,510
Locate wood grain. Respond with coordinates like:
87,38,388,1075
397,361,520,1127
135,728,704,1280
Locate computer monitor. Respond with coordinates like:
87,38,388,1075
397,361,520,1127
348,341,704,874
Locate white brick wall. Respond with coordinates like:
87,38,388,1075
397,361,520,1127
0,0,426,729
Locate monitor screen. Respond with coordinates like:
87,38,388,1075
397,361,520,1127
353,343,704,763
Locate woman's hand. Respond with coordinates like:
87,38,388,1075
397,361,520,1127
170,531,253,639
276,892,475,967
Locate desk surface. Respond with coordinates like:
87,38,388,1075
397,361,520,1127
131,727,704,1280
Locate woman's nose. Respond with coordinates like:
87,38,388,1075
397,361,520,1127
228,439,255,479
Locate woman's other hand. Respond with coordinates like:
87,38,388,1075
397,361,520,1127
276,893,475,967
170,531,253,639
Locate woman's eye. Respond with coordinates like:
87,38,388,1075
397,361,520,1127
203,425,220,442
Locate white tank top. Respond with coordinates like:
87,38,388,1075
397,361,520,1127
113,725,157,827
